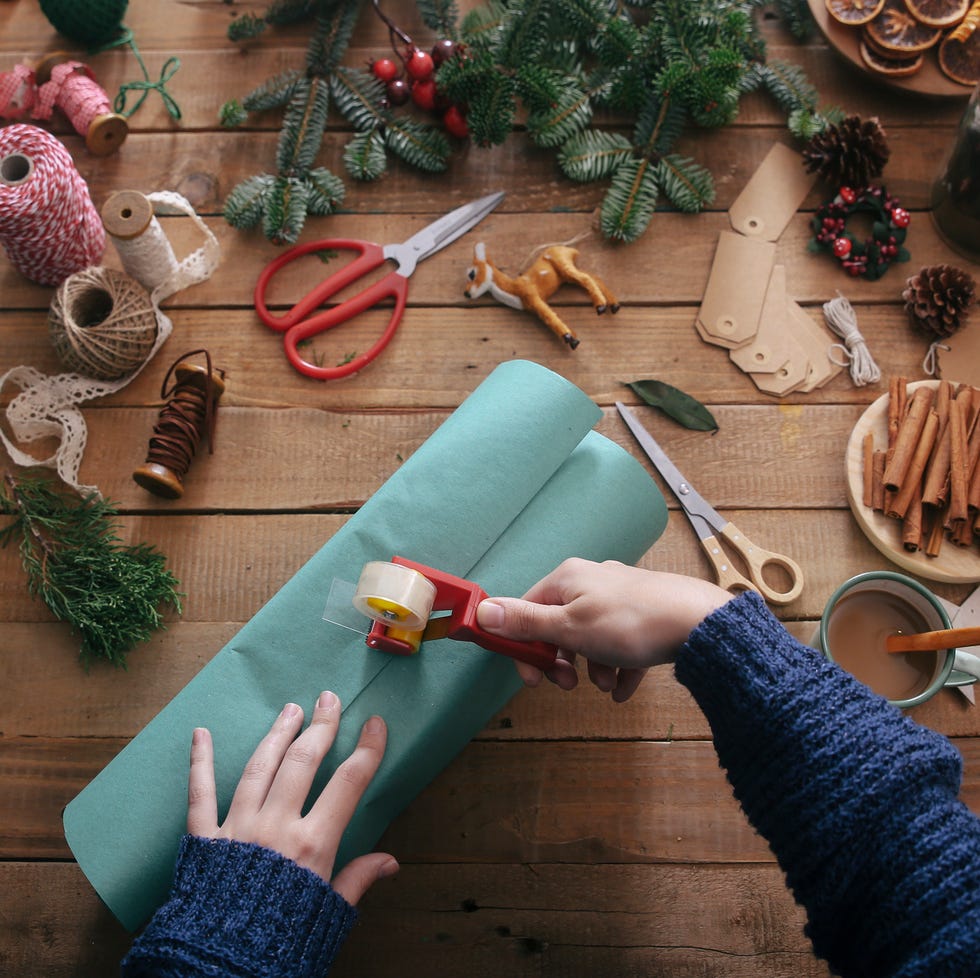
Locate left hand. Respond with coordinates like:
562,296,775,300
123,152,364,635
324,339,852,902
186,690,398,906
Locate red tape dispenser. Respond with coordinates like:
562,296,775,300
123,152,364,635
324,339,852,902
352,556,557,671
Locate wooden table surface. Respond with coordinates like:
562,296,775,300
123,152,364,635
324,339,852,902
2,3,979,976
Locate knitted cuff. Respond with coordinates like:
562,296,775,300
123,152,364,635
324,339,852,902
121,835,357,978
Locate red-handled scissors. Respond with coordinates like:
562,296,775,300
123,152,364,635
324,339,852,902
254,191,505,380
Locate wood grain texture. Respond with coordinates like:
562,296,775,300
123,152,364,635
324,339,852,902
1,1,976,976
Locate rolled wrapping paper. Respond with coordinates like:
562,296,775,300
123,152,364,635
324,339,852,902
63,360,668,931
0,123,105,286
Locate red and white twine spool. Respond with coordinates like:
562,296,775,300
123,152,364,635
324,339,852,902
0,123,106,287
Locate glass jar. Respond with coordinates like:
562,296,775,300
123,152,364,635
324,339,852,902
932,82,980,264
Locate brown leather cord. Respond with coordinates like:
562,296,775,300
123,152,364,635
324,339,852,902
134,349,224,498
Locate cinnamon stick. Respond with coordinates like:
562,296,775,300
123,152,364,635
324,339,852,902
882,386,935,493
862,432,874,508
925,505,947,558
872,451,886,512
947,391,970,527
922,417,952,509
903,492,923,551
888,376,907,450
888,409,939,520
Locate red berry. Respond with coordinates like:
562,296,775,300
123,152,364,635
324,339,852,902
405,48,435,81
431,38,456,65
832,237,852,258
371,58,400,83
891,207,910,229
839,186,857,205
443,104,469,138
411,78,437,111
386,78,410,106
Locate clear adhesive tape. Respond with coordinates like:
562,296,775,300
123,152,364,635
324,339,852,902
352,561,437,631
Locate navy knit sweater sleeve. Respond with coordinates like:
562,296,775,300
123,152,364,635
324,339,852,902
676,590,980,978
120,835,357,977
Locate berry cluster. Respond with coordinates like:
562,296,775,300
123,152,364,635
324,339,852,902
810,185,910,281
371,40,468,138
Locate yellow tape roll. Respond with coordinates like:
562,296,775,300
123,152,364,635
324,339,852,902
352,561,437,632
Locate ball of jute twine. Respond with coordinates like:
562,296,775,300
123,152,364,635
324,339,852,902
48,265,158,380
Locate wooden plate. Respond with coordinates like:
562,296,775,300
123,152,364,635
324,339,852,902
846,380,980,583
808,0,971,98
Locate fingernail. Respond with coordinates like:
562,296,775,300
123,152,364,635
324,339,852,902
192,727,208,745
365,715,384,735
477,599,504,630
377,857,399,880
281,702,301,719
317,690,338,710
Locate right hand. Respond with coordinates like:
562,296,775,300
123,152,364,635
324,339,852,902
477,558,731,701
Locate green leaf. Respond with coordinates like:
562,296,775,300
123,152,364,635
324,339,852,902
624,380,718,431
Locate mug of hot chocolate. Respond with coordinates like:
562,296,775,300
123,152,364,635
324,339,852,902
817,571,978,710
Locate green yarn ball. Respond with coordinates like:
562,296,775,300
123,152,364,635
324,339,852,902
39,0,129,47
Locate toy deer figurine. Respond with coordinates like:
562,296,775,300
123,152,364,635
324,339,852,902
464,242,619,349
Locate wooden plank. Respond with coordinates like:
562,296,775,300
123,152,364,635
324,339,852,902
3,614,979,743
0,209,959,316
3,509,962,627
3,735,979,862
0,304,923,410
0,861,828,978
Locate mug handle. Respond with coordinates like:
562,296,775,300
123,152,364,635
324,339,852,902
946,649,980,686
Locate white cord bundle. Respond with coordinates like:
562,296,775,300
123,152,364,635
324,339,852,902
823,292,881,387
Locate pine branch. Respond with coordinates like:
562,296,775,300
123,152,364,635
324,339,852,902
345,130,388,180
383,117,451,171
416,0,460,37
0,473,182,669
558,129,633,182
600,157,660,242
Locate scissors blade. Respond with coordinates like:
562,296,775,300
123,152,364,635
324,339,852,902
615,402,718,539
385,191,504,274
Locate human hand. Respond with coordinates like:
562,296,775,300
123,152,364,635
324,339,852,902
477,558,731,701
187,691,398,906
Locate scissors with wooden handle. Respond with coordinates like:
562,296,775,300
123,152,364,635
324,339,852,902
616,402,804,605
254,191,504,380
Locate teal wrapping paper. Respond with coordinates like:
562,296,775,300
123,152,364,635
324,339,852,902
63,360,668,931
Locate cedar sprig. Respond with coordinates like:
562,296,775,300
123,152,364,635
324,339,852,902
0,473,182,669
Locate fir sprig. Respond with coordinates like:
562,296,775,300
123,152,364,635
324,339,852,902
222,0,828,245
0,474,182,669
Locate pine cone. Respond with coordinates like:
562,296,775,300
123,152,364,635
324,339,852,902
902,264,976,338
802,115,890,189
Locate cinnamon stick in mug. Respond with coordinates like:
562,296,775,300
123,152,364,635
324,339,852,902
883,386,934,493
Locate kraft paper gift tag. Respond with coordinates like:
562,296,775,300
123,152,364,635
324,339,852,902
938,327,980,387
63,359,668,931
730,264,796,375
729,142,816,242
787,300,843,393
696,231,776,349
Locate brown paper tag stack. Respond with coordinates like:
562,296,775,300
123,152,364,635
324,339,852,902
696,142,844,396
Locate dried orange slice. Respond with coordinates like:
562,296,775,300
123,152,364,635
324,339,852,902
827,0,886,25
859,37,926,74
938,25,980,83
864,0,943,52
905,0,970,26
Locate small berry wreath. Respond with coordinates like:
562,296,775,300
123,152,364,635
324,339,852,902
809,186,911,281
